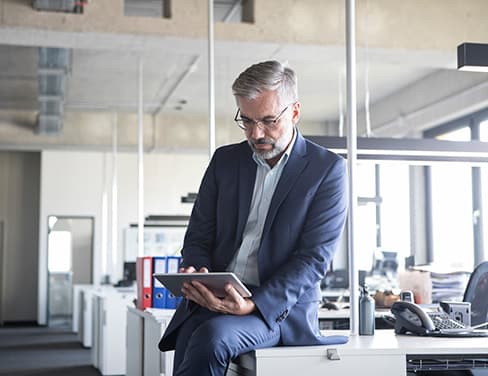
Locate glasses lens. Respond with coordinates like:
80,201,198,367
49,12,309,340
234,104,291,130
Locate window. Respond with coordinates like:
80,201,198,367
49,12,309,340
124,0,171,19
431,126,474,269
431,164,474,269
356,163,377,270
355,162,410,271
48,231,72,273
480,119,488,263
378,163,410,263
424,109,488,269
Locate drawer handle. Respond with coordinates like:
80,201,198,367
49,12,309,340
327,348,341,360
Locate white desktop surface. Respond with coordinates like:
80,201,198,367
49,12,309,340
253,330,488,356
232,330,488,376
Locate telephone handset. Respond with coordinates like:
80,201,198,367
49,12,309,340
391,300,468,336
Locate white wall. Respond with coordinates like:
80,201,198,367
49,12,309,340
38,150,209,325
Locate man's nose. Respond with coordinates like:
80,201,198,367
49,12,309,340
249,122,265,138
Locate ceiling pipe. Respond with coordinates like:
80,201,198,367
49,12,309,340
37,47,70,135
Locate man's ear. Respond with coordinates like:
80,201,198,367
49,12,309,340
291,101,301,125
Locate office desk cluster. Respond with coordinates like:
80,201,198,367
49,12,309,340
124,307,488,376
73,284,136,375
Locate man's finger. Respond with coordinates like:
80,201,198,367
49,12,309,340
191,281,216,301
190,281,231,313
224,283,241,303
182,282,207,306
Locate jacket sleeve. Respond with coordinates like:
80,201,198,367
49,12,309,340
251,157,348,329
179,151,219,271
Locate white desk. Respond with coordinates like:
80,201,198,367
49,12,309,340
126,307,145,376
126,307,176,376
72,284,92,334
228,330,488,376
91,288,136,375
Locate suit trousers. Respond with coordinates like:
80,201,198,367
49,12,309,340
173,306,281,376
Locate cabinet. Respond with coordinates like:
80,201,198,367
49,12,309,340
91,289,135,375
126,307,144,376
126,307,176,376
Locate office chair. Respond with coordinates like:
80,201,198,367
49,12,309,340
463,261,488,327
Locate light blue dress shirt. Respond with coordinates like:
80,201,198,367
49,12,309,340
228,130,297,286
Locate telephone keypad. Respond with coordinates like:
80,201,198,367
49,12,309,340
428,312,466,330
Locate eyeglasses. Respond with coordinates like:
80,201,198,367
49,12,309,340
234,104,292,131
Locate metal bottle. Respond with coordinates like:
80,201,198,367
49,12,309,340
359,285,375,335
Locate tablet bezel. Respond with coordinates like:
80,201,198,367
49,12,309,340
153,272,252,298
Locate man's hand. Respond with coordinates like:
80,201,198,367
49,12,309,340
180,266,255,315
179,265,208,274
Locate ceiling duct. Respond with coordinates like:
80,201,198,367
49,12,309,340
32,0,76,12
37,47,70,135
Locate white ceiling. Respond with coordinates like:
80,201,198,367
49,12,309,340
0,42,446,125
0,0,463,133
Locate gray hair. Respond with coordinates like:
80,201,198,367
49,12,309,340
232,60,298,104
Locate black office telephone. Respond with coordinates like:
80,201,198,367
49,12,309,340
391,301,469,336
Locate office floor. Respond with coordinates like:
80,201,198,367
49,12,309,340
0,323,100,375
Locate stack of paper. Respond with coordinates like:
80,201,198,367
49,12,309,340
412,264,470,303
430,271,470,302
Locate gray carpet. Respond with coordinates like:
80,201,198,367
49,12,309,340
0,325,101,376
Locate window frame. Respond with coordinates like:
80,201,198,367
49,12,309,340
423,107,488,267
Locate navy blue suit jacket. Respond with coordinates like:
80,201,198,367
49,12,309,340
159,131,348,351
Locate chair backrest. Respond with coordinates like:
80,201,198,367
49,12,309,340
463,261,488,326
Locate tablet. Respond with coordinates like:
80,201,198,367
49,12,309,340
153,272,252,298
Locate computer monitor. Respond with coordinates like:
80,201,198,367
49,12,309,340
463,261,488,327
123,261,136,283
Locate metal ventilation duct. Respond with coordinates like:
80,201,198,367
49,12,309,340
37,47,70,135
32,0,76,12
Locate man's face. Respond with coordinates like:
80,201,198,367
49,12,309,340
236,90,300,161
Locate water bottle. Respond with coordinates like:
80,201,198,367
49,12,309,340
359,285,375,335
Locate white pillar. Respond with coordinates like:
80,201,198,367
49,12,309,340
208,0,216,159
137,57,145,257
346,0,359,335
111,112,118,276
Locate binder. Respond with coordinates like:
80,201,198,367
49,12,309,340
165,256,182,308
152,256,167,309
136,256,153,310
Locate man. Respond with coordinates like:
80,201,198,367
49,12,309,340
159,60,348,376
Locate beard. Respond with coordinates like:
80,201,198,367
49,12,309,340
248,124,294,160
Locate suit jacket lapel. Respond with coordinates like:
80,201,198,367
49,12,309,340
235,143,256,250
262,132,308,238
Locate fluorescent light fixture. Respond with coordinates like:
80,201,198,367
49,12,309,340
307,136,488,164
457,43,488,72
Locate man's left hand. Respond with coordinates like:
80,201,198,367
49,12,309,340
181,280,256,316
